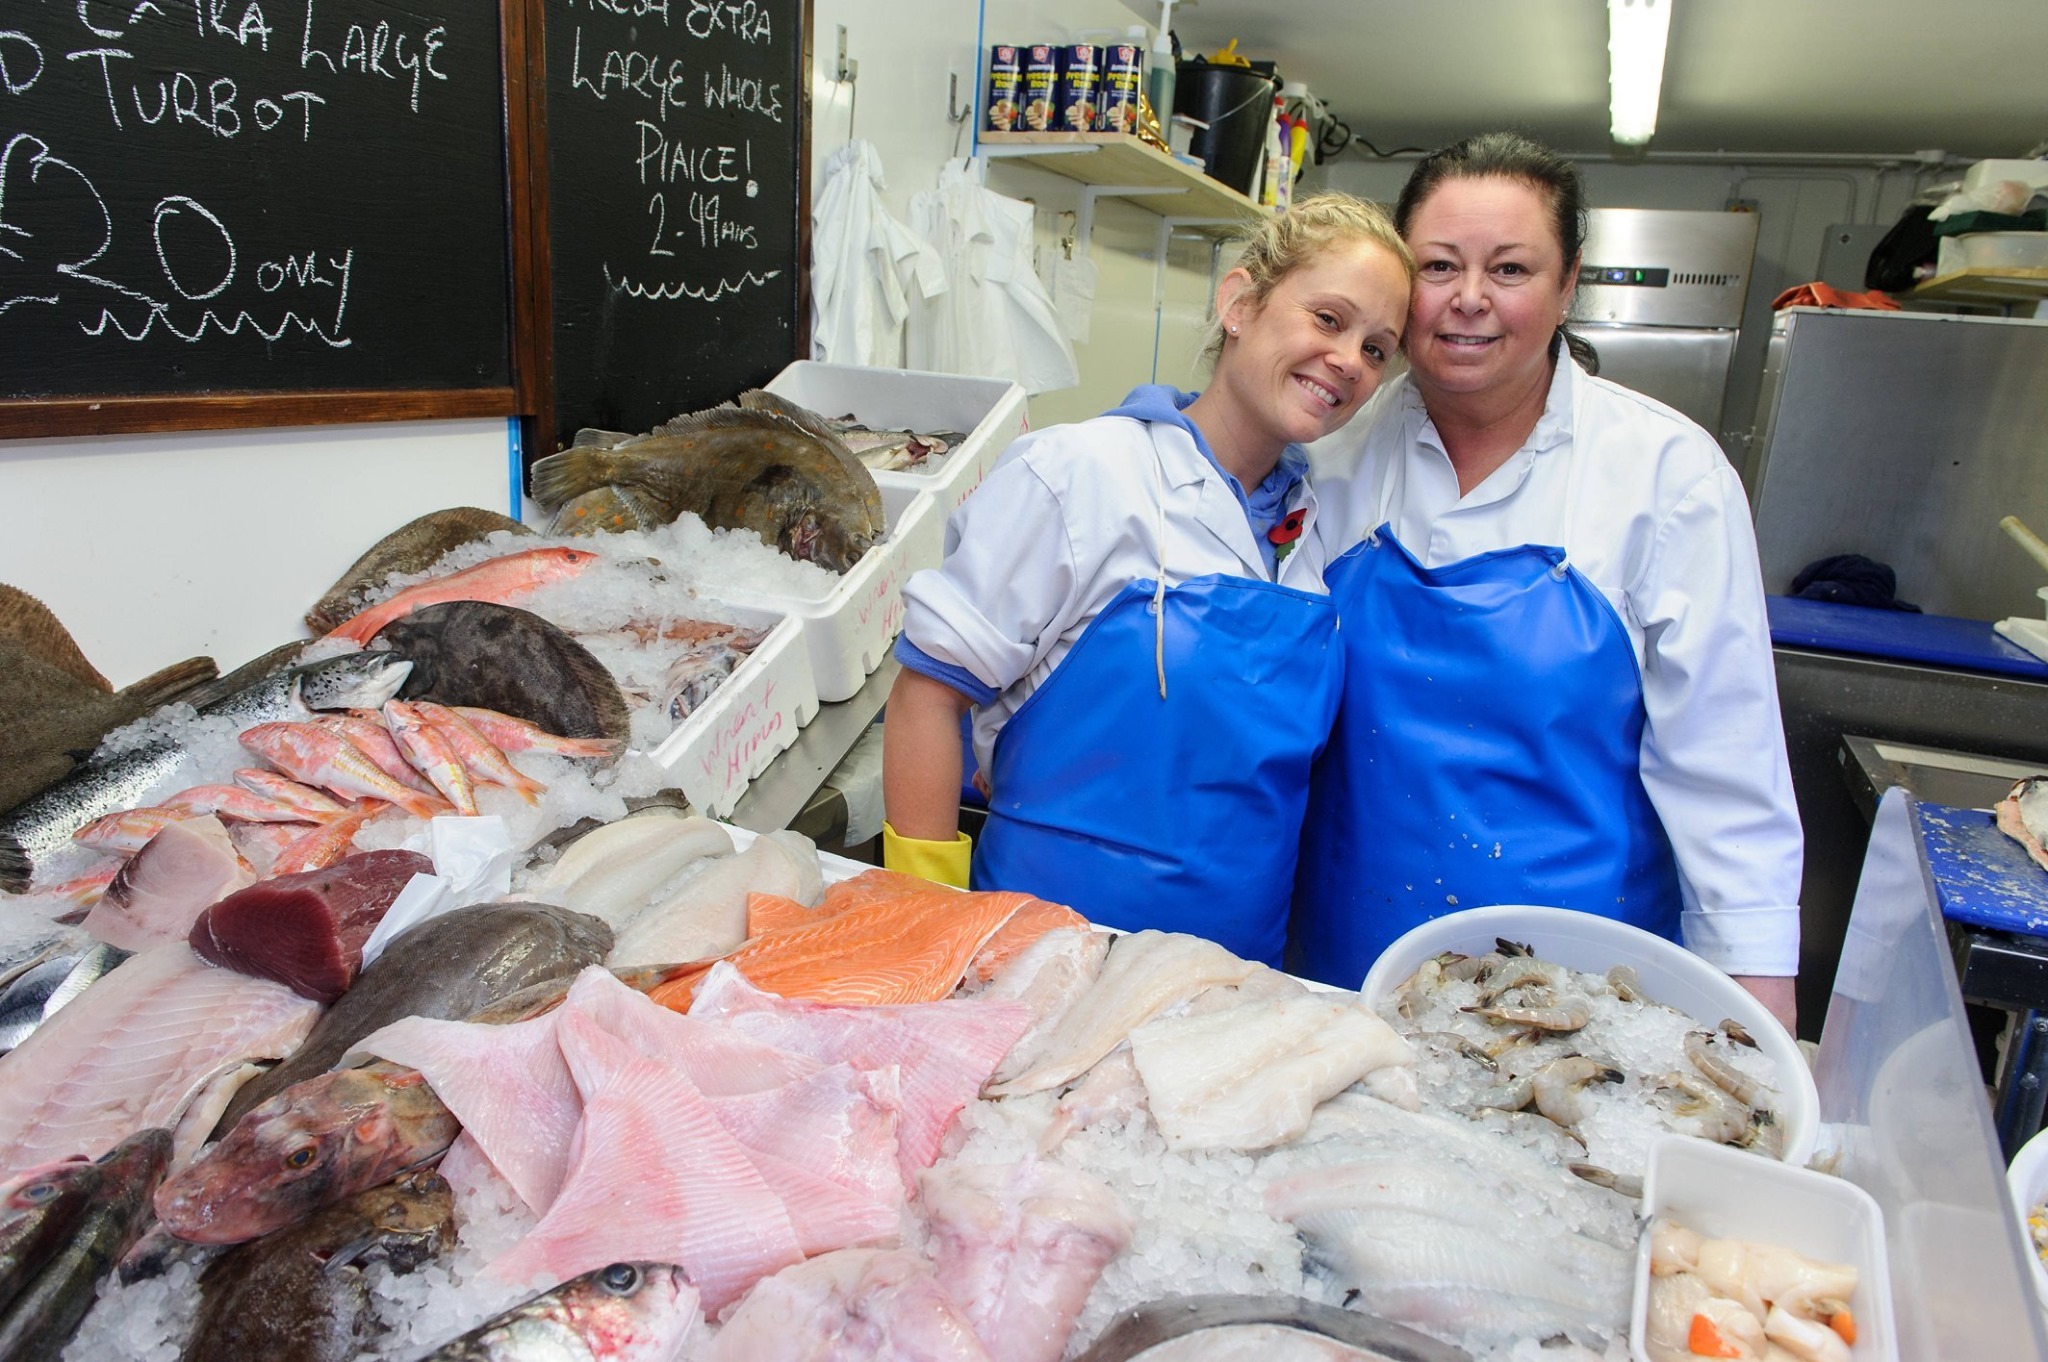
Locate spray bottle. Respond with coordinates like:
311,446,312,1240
1261,94,1286,209
1145,1,1177,130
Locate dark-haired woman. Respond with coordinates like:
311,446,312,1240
1292,134,1801,1030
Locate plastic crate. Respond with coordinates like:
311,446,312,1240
646,605,820,819
715,481,936,703
761,361,1028,570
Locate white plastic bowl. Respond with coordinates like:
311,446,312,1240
2006,1123,2048,1314
1632,1135,1897,1362
1359,904,1818,1166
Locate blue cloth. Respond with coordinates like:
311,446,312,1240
1291,525,1682,988
892,635,998,705
1102,384,1308,575
974,571,1342,967
1791,554,1920,612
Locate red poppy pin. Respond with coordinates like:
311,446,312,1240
1268,509,1306,546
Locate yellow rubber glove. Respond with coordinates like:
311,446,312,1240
882,821,972,889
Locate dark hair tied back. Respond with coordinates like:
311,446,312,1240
1394,132,1600,375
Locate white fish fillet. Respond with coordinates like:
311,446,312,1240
79,816,254,952
545,813,734,928
690,962,1032,1181
610,833,812,968
0,943,319,1171
981,927,1109,1087
1129,995,1415,1152
984,931,1258,1097
921,1160,1132,1362
358,1008,578,1215
706,1247,993,1362
489,1007,803,1312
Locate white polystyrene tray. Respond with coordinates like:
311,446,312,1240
2007,1123,2048,1317
716,481,935,703
1360,904,1819,1167
1632,1135,1898,1362
763,361,1027,560
646,606,820,819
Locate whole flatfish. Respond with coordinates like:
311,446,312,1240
414,1262,696,1361
305,507,532,636
0,646,216,818
211,902,614,1133
181,1169,452,1362
377,601,631,745
529,396,885,573
0,585,110,692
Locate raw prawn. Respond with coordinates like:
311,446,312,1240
1530,1054,1624,1131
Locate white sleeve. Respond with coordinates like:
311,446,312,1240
898,452,1078,694
1630,464,1804,976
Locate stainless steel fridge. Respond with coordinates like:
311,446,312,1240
1748,306,2048,622
1573,208,1760,435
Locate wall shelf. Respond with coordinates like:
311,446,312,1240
979,131,1264,229
1910,266,2048,305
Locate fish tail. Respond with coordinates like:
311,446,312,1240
528,448,614,512
120,656,219,708
0,830,32,894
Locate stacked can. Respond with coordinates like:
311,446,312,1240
987,45,1022,131
1054,44,1102,131
1019,44,1059,131
1100,43,1143,135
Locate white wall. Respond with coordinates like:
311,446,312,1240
1320,155,1951,461
0,421,512,687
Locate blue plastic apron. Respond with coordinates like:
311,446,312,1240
1290,416,1682,988
971,443,1341,967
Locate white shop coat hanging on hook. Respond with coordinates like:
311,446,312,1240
810,140,945,367
906,157,1078,395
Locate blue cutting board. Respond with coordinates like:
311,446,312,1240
1915,801,2048,935
1768,596,2048,681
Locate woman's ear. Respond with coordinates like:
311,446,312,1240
1559,253,1582,318
1215,267,1254,336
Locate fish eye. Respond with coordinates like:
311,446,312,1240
17,1181,59,1203
284,1146,316,1170
600,1263,641,1295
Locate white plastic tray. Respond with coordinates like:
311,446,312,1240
647,606,820,819
762,360,1028,569
1633,1134,1898,1362
1360,904,1819,1167
2008,1123,2048,1317
716,481,936,703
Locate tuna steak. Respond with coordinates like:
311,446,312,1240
189,850,435,1004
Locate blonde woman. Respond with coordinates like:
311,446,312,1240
881,194,1413,966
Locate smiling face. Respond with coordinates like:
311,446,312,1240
1209,239,1411,453
1402,176,1578,409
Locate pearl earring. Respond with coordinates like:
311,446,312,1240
1228,325,1239,335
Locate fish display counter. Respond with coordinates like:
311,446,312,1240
4,371,2040,1361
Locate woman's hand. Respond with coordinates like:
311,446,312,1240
1732,974,1798,1035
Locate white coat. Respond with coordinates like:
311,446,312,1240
810,140,945,368
1308,359,1803,977
906,158,1077,395
901,414,1328,777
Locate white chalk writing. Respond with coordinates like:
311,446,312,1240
569,26,688,118
684,0,769,44
298,0,445,113
602,263,780,303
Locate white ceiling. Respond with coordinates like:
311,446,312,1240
1143,0,2048,160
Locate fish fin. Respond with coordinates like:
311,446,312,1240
528,446,618,512
559,636,634,744
569,428,636,450
119,656,220,709
0,583,113,691
320,1233,382,1275
735,388,846,444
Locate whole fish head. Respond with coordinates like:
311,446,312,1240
155,1066,456,1244
324,1169,454,1275
296,652,415,713
496,1262,697,1359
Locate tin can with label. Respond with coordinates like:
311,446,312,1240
1021,44,1059,132
1100,43,1143,135
1055,43,1102,131
986,45,1023,131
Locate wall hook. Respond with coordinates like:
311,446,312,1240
948,72,973,125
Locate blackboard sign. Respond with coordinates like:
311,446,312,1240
0,0,513,423
537,0,808,450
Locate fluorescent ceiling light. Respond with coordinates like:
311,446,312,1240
1608,0,1672,146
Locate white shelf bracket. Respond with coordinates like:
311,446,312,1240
1151,216,1245,383
1073,185,1178,259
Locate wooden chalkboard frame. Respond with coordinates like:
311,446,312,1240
0,0,813,448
